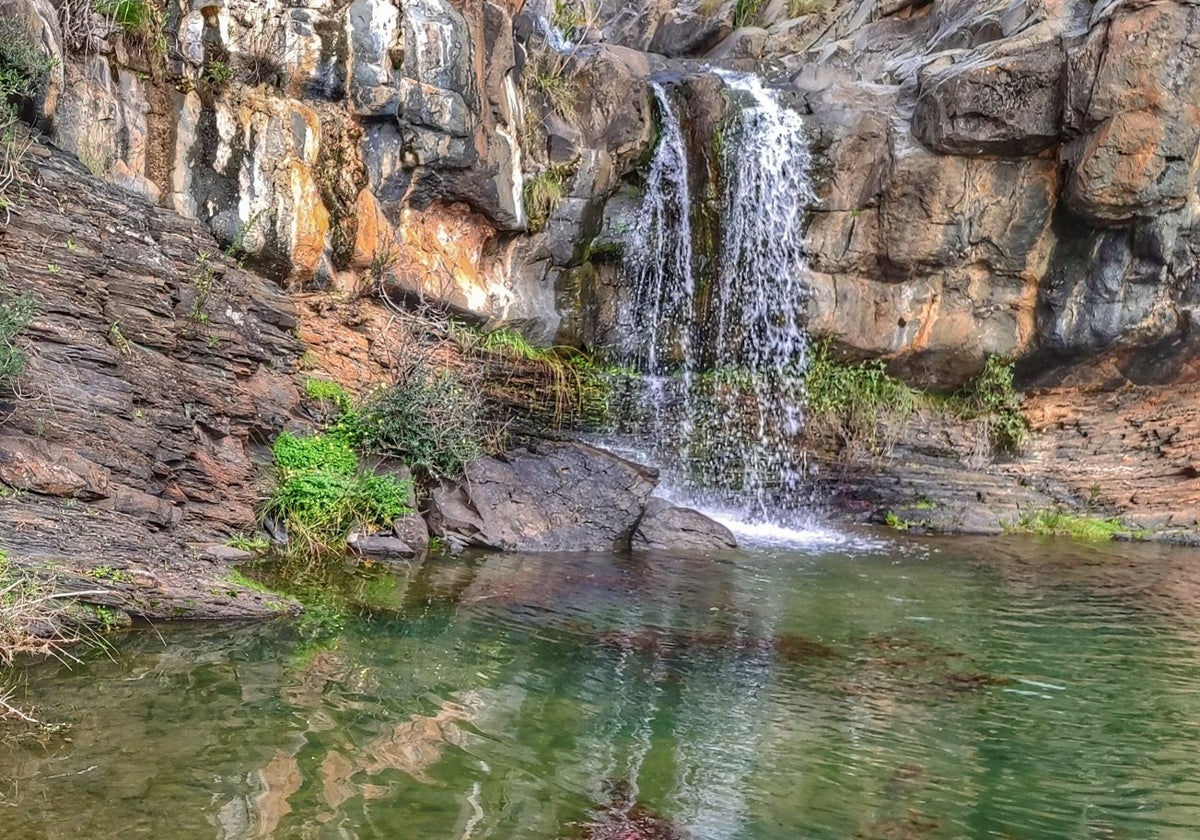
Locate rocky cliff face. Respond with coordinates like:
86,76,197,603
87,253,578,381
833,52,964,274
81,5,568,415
3,0,1199,549
13,0,1197,390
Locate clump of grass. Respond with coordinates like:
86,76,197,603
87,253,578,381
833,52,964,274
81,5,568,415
1005,508,1127,541
786,0,826,16
804,340,918,457
733,0,767,26
523,48,577,117
455,325,612,433
227,533,270,554
93,0,165,58
260,431,412,557
802,340,1028,460
523,166,570,232
0,285,35,394
304,378,353,411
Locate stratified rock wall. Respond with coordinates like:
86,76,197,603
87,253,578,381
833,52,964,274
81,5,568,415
3,0,655,343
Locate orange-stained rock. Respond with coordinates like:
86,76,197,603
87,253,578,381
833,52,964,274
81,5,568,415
287,159,331,283
350,188,399,272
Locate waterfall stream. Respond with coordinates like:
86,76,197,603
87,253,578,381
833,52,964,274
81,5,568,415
616,72,816,524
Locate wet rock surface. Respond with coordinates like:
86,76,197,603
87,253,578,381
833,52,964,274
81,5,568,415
428,442,659,552
632,498,737,552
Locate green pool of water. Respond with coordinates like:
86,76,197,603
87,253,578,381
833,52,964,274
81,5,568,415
4,534,1200,839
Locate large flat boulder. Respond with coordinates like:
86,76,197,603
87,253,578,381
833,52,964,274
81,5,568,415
427,442,658,552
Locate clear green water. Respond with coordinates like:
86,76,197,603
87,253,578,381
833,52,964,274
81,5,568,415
5,534,1200,839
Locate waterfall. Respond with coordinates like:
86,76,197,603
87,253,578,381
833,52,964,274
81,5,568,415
616,72,815,522
622,83,696,380
708,71,815,509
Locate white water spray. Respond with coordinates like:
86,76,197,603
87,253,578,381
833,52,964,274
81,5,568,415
708,71,815,509
617,72,817,525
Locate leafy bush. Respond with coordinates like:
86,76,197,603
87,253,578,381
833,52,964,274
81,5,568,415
956,356,1027,452
271,430,358,475
804,340,918,456
261,431,411,556
0,285,35,394
303,378,353,411
0,19,54,109
358,362,484,480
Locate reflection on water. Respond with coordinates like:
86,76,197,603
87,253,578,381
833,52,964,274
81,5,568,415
5,536,1200,839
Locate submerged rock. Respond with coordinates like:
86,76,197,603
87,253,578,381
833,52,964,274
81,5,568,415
568,779,693,840
427,442,657,552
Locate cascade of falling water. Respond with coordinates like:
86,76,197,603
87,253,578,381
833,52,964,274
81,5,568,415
706,70,815,514
618,82,697,451
615,72,816,524
622,82,696,378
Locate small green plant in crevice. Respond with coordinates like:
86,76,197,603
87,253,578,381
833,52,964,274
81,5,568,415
202,58,234,89
884,511,911,531
93,0,166,60
0,285,35,395
86,565,131,583
733,0,767,26
1004,508,1128,542
523,165,571,232
522,47,577,117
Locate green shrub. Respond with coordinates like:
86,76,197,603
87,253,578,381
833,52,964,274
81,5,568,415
262,470,409,552
203,58,233,88
271,430,358,475
358,363,483,480
956,356,1027,452
803,340,918,455
0,19,54,109
0,285,35,394
304,378,353,410
261,430,411,556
